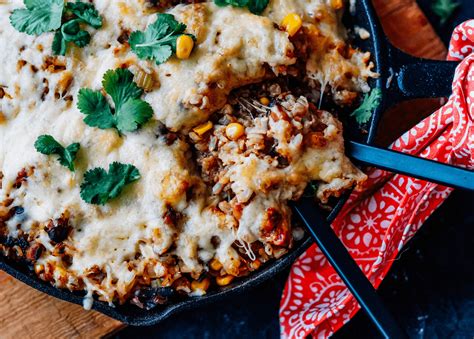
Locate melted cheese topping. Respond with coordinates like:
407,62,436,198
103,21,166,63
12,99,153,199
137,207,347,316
150,3,295,130
1,0,289,301
0,0,370,304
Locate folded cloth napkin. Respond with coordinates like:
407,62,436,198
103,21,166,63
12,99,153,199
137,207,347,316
280,20,474,338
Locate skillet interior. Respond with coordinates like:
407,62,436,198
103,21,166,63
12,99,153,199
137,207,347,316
0,0,388,326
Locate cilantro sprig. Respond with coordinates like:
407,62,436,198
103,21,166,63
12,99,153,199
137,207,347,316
35,135,80,172
52,2,103,56
350,88,382,125
66,2,103,29
77,69,153,134
10,0,103,56
214,0,270,15
303,181,318,198
10,0,64,35
129,13,195,65
80,162,140,205
432,0,460,25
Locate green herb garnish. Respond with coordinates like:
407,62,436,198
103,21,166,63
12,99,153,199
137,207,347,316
52,18,91,55
34,135,80,172
80,162,141,205
52,1,102,55
303,181,318,198
350,88,382,125
432,0,460,25
10,0,64,35
10,0,102,56
66,2,103,29
214,0,270,15
77,68,153,134
129,13,195,65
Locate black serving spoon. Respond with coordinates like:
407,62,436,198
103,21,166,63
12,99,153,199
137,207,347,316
348,141,474,191
292,199,408,338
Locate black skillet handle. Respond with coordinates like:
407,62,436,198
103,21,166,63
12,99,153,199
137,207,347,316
385,44,459,106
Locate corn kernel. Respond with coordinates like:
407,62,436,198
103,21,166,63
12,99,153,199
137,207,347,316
331,0,343,10
191,277,211,292
193,121,213,136
259,97,270,106
209,258,223,271
176,35,194,60
281,13,303,37
225,122,245,141
216,275,234,286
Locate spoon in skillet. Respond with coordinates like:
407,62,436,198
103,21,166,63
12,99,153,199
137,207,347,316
348,141,474,191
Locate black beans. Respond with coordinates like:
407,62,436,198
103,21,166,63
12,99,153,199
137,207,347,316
45,216,71,243
0,234,29,250
0,235,17,247
17,236,29,251
276,155,290,169
131,287,175,310
117,30,130,44
12,206,24,215
13,168,28,189
155,123,178,145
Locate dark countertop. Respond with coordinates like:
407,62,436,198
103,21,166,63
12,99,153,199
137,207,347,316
117,2,474,338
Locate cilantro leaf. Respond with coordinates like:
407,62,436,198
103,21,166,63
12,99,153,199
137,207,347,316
52,30,67,56
102,69,143,111
62,143,81,170
350,88,382,125
77,88,115,129
80,162,141,205
77,69,153,133
66,2,103,29
34,135,80,172
60,19,91,47
10,0,103,56
303,181,318,198
10,0,64,35
129,14,194,65
214,0,269,14
214,0,248,9
52,2,103,56
116,99,154,132
246,0,269,14
432,0,460,25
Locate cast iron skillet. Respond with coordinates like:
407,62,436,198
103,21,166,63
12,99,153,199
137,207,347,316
0,0,460,326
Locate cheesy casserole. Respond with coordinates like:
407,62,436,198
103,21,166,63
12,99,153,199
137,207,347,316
0,0,374,309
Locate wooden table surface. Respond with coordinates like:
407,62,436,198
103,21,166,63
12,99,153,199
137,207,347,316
0,1,448,338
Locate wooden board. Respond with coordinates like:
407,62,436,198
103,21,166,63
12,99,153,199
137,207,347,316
0,274,125,339
0,1,448,337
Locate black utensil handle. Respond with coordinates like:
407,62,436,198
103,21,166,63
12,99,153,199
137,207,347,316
385,44,459,106
348,141,474,191
292,200,407,339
